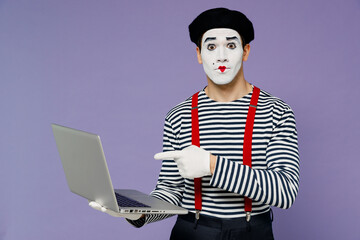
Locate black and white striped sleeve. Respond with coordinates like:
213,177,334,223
210,107,300,209
150,117,185,205
127,117,185,227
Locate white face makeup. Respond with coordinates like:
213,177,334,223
200,28,243,85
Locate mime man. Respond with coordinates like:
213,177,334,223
90,8,300,240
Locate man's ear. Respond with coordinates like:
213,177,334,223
196,47,203,64
242,44,251,62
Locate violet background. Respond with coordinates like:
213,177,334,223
1,0,359,239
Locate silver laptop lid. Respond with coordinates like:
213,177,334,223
52,124,120,212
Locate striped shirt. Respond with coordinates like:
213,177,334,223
128,86,299,227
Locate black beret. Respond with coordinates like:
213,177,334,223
188,8,254,47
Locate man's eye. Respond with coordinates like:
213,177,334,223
207,44,216,50
227,43,236,49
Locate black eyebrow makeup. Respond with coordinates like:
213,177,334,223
203,37,216,43
226,36,240,42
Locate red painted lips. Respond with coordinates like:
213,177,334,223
218,66,226,72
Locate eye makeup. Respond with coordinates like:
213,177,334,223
205,41,238,51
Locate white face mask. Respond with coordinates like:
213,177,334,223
200,28,244,85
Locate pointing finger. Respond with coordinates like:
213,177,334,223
154,151,182,160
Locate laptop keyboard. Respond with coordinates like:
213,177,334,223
115,192,150,208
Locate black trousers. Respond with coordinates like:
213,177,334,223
170,210,274,240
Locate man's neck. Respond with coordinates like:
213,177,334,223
204,71,252,102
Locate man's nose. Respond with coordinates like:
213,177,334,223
217,46,228,62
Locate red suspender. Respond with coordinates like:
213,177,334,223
191,92,202,219
243,86,260,221
191,86,260,222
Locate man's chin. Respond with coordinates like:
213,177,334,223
209,77,235,86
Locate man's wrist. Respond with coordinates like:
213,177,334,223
210,154,217,174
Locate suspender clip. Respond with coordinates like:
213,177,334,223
195,210,200,220
194,210,200,229
246,211,251,222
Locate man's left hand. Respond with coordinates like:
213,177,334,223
154,145,211,179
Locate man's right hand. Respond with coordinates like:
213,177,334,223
88,201,143,220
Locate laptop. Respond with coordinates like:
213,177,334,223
52,123,188,215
